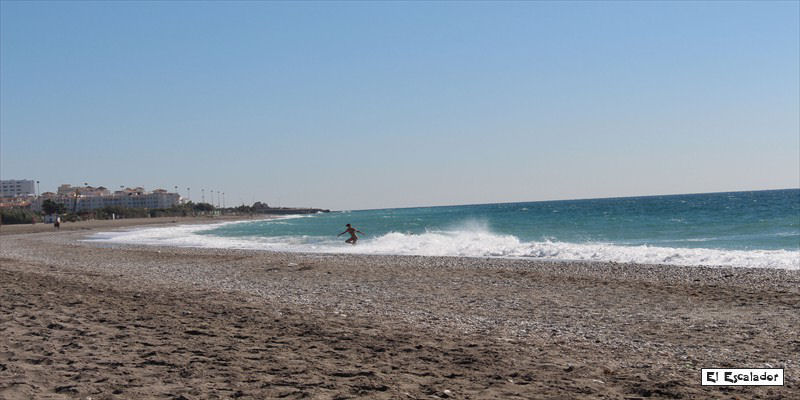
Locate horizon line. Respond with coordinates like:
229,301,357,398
343,187,800,213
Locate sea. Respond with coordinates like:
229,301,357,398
89,189,800,270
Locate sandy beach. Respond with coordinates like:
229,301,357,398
1,220,798,399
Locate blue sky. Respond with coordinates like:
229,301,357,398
1,1,798,210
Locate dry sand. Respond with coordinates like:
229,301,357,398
0,220,798,399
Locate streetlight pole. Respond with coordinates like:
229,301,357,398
222,192,225,208
36,180,40,197
187,187,191,201
201,188,205,203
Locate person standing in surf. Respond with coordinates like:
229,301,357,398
338,223,363,245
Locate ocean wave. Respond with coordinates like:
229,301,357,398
85,224,800,270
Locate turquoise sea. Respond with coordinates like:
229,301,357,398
91,189,800,269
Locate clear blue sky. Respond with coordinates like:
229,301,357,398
1,1,798,210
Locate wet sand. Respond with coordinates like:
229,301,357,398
0,222,798,399
0,215,255,236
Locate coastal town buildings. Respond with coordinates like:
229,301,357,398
56,184,111,197
0,179,35,197
31,185,181,212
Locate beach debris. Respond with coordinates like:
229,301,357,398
564,364,574,372
55,385,78,394
47,322,65,330
184,329,215,337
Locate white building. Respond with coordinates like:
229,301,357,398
57,184,110,197
32,185,180,212
1,179,36,198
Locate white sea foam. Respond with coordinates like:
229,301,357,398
86,222,800,270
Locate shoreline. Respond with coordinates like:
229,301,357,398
0,215,262,236
1,224,798,398
51,215,800,271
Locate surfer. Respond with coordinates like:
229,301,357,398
338,223,363,245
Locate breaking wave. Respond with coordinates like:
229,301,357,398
86,222,799,270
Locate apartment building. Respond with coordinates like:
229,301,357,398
57,184,111,197
32,185,180,212
0,179,35,197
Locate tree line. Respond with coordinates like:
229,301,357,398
0,200,219,225
1,200,327,225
